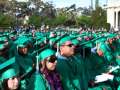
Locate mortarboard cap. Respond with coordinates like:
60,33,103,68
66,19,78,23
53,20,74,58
0,37,8,42
0,44,4,50
39,49,55,61
15,37,29,48
1,68,18,80
59,36,71,46
0,57,19,80
72,39,79,46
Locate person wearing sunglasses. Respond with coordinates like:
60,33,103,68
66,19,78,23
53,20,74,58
39,48,63,90
56,36,89,90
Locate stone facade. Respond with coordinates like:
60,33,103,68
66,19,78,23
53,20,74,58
107,0,120,31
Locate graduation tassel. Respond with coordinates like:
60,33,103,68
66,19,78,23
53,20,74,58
44,37,47,44
56,42,60,57
36,55,39,73
36,39,39,73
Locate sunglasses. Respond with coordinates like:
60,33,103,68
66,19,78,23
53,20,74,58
47,55,57,63
62,44,74,47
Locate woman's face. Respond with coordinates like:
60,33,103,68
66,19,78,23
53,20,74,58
45,56,57,71
7,77,19,90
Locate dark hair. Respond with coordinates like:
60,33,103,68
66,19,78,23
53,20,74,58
39,58,47,73
40,55,55,72
0,47,9,59
18,47,28,56
2,79,9,90
2,78,20,90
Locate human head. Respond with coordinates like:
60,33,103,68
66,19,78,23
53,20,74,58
59,40,75,57
17,45,28,55
39,49,57,71
1,68,19,90
2,77,19,90
107,38,113,44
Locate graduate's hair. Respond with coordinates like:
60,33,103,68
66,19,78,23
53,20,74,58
2,78,20,90
40,55,57,73
39,59,47,73
17,46,28,56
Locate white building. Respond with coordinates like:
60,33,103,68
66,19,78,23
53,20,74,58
107,0,120,31
16,0,29,2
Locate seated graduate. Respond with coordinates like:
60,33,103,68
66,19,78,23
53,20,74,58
38,48,63,90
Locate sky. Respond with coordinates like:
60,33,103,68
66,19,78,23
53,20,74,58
16,0,107,8
42,0,107,8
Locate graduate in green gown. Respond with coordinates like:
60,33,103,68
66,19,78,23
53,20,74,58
56,36,88,90
15,40,35,90
0,57,20,90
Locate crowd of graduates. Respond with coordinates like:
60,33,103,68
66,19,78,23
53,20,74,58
0,27,120,90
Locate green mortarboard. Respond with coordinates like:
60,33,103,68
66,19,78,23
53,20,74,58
56,32,61,36
35,37,47,45
17,44,26,48
0,57,19,80
15,37,29,48
107,34,117,39
49,38,56,45
95,37,106,44
34,40,43,45
9,34,14,38
80,39,93,48
99,43,108,53
39,49,55,61
0,44,4,50
59,36,71,46
0,57,15,70
72,39,79,46
0,37,7,42
105,53,113,61
1,68,18,80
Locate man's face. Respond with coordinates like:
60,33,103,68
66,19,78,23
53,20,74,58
19,47,28,55
60,41,75,57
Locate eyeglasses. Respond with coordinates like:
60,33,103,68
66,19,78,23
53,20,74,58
47,55,57,63
62,44,74,47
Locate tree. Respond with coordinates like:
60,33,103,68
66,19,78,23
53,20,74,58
91,7,107,29
54,14,68,25
28,14,41,27
0,13,16,27
76,15,92,28
0,0,8,12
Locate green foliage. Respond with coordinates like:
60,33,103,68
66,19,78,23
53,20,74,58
76,15,92,27
28,13,68,27
54,14,67,25
28,15,41,27
91,7,107,29
44,17,54,26
0,13,15,27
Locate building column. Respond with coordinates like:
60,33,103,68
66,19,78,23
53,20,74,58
115,11,119,31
